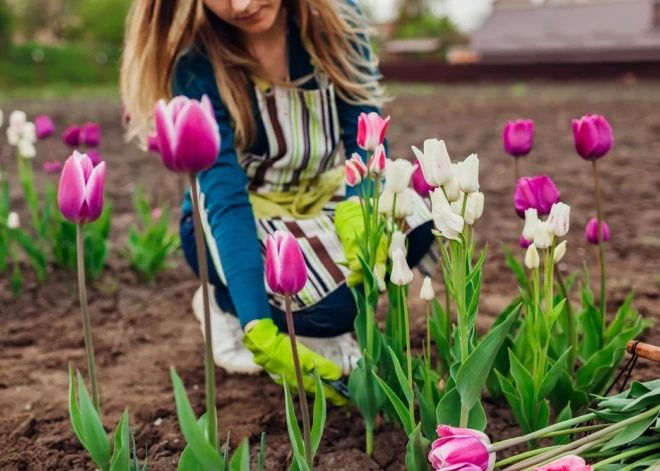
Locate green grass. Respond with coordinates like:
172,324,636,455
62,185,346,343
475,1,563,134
0,83,119,101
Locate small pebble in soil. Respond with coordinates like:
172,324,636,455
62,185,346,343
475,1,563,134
577,247,586,257
154,418,163,426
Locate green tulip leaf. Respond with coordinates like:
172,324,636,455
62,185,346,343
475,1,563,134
76,372,111,470
177,414,212,471
110,410,131,471
228,440,250,471
406,424,431,471
387,346,414,406
435,388,486,431
373,371,413,435
553,402,572,446
601,410,659,451
311,368,326,455
258,433,266,471
507,349,535,423
282,377,304,458
537,349,571,401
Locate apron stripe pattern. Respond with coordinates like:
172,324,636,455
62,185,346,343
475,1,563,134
199,74,436,312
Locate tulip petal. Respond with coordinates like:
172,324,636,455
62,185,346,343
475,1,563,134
174,101,220,173
533,455,587,471
58,155,87,223
84,162,106,223
378,116,391,144
265,235,282,293
437,425,491,442
154,99,179,172
277,233,307,296
168,95,190,123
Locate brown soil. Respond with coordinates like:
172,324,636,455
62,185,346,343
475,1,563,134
1,82,660,470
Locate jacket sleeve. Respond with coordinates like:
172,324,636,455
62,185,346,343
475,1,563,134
173,53,271,328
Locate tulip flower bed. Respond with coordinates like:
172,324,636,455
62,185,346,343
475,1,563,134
2,84,660,471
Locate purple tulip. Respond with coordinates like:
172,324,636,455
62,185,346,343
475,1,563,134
585,218,610,245
514,175,560,219
81,122,101,147
35,115,55,140
57,151,106,224
572,114,613,160
43,161,62,173
519,236,532,249
428,425,495,471
62,125,81,147
265,231,307,296
412,160,437,198
87,149,102,167
154,95,220,173
503,119,534,157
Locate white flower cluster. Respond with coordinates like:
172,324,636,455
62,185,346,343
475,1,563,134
523,203,571,269
5,110,37,158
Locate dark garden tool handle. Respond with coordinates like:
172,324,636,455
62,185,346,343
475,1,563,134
627,340,660,364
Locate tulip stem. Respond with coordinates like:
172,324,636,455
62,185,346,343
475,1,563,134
400,286,415,430
591,441,660,470
76,224,100,413
425,301,432,368
189,175,218,450
592,161,607,336
556,270,577,372
285,296,313,469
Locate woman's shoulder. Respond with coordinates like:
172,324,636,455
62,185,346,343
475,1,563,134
172,45,216,95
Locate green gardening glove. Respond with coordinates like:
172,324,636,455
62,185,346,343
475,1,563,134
243,319,350,406
334,201,388,290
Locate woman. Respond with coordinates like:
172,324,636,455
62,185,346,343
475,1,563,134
121,0,434,404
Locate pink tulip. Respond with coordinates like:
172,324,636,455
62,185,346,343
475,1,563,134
154,95,220,173
57,151,106,224
514,175,560,219
533,455,592,471
572,114,613,160
428,425,495,471
357,112,390,151
345,161,363,187
348,153,368,178
412,160,436,198
43,161,62,173
368,144,387,176
35,115,55,140
265,231,307,296
147,132,159,153
503,119,534,157
81,122,101,147
585,218,610,245
86,149,102,167
62,125,81,147
151,208,162,219
519,236,532,249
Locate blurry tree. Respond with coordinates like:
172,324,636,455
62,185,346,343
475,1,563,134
74,0,131,45
0,0,13,54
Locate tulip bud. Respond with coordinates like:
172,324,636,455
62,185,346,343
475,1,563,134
154,95,221,173
411,138,455,187
43,161,62,173
7,126,19,146
514,175,560,218
349,153,368,178
433,207,464,241
444,167,461,202
389,231,407,258
390,248,413,286
35,115,55,140
503,119,534,157
81,122,101,147
547,202,570,237
368,144,387,176
430,187,451,213
451,192,484,225
58,151,106,224
7,211,20,229
9,110,26,130
62,125,82,147
265,231,308,296
519,236,532,249
429,425,495,471
357,112,390,151
523,208,539,241
534,221,553,249
18,139,36,159
22,122,37,143
585,218,610,245
345,160,363,187
395,188,415,219
572,114,613,161
553,240,567,264
420,276,435,301
458,154,479,193
525,244,540,269
385,159,417,194
411,160,436,198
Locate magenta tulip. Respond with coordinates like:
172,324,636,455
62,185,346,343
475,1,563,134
345,161,363,187
147,132,159,153
62,125,81,147
81,123,101,147
348,153,367,178
357,112,390,151
43,161,62,173
368,144,387,176
58,151,106,224
519,236,532,249
154,95,220,174
514,175,560,219
35,115,55,140
265,231,307,296
412,160,436,198
572,114,613,160
428,425,495,471
534,455,592,471
585,218,610,245
86,149,102,167
503,119,534,157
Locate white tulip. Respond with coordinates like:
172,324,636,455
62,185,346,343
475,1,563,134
433,207,464,240
457,154,480,194
443,163,462,202
430,187,451,213
411,139,455,187
420,276,435,301
553,240,567,264
7,126,19,146
7,212,20,229
523,209,539,242
451,192,484,225
379,189,394,215
533,220,553,249
390,248,414,286
389,231,407,258
9,110,26,130
22,122,37,143
385,159,417,194
547,202,570,237
525,244,540,269
18,139,36,159
394,188,415,219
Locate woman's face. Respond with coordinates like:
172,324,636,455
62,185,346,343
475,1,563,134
203,0,284,35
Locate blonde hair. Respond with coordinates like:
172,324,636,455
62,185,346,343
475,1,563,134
121,0,383,150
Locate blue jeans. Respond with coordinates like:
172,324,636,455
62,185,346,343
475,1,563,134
180,215,434,338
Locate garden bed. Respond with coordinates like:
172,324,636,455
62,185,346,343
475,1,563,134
1,83,660,470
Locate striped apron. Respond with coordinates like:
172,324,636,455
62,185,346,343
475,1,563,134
200,74,436,312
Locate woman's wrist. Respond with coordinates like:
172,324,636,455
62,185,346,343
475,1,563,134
244,319,260,332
